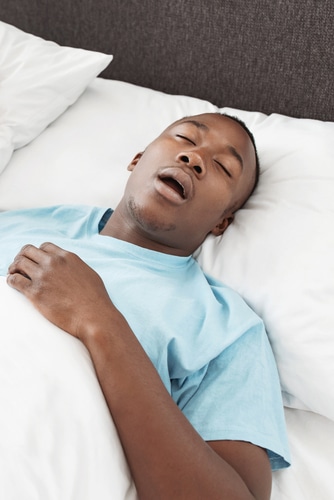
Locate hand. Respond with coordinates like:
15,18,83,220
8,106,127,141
7,242,113,340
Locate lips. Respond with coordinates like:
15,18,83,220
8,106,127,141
157,167,193,201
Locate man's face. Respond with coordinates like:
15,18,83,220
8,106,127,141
121,113,256,255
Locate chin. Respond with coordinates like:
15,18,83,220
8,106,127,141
128,197,176,233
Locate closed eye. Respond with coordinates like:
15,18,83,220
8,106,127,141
176,134,196,146
214,159,232,178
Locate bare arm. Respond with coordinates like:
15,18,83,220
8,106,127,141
7,243,272,500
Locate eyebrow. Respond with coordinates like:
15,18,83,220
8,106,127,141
226,145,244,171
181,119,209,131
180,119,244,171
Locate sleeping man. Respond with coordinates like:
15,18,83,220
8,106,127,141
1,113,290,499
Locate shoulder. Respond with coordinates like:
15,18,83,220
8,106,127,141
203,270,265,334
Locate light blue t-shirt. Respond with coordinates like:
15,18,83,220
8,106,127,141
0,205,290,470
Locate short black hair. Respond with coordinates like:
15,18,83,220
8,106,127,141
220,112,260,201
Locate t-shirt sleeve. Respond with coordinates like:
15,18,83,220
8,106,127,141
172,322,291,471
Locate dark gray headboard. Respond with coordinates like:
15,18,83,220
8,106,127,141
1,0,333,121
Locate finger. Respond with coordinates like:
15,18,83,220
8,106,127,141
8,253,38,279
8,243,40,272
10,243,57,269
15,242,60,260
39,241,68,255
7,271,32,293
12,244,41,265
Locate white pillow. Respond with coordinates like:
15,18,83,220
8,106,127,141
0,78,218,209
0,21,112,174
198,108,334,421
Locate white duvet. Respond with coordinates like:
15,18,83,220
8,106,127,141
0,277,137,500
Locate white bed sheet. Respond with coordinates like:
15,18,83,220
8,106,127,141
271,409,334,499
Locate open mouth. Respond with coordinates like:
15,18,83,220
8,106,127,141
157,168,193,202
161,177,185,198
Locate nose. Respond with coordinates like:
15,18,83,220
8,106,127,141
179,153,204,175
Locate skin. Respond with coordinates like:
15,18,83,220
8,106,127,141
7,114,272,499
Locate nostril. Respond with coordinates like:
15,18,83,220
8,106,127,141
180,155,189,163
193,165,202,174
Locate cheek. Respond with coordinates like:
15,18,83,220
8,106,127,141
125,165,152,193
201,182,234,216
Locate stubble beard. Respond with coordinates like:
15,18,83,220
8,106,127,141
128,196,176,233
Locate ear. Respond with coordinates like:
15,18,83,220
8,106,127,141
127,152,144,171
211,214,234,237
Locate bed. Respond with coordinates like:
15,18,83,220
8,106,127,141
0,1,333,498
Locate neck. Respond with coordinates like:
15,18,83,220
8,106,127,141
99,206,193,257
